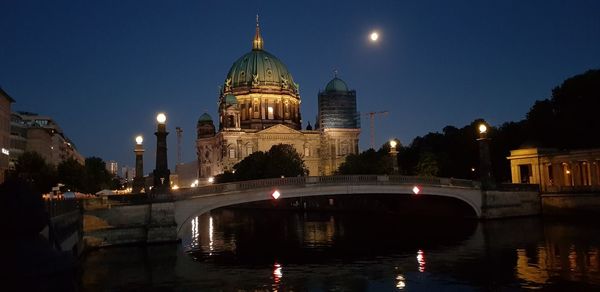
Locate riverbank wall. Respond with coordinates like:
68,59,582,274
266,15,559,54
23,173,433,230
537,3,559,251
481,185,541,219
542,193,600,216
82,197,177,249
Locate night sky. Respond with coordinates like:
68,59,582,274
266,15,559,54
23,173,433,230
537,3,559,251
1,0,599,173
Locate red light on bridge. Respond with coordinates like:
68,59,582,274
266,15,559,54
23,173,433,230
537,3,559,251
272,190,281,199
412,186,421,195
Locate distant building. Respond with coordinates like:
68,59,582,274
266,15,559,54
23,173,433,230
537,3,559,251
106,160,118,176
9,111,84,167
196,21,360,178
318,77,360,129
507,147,600,192
175,161,199,187
0,88,15,183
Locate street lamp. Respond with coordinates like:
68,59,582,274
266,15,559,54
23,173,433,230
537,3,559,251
389,139,399,175
132,135,145,193
476,121,494,190
153,113,171,194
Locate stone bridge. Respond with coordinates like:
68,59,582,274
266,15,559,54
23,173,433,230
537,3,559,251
84,175,540,246
172,175,484,239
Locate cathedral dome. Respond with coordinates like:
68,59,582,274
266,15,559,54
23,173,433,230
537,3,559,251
325,77,348,92
198,113,213,123
225,50,297,92
218,17,302,131
222,19,298,96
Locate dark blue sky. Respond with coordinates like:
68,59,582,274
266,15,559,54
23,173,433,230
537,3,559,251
2,0,599,172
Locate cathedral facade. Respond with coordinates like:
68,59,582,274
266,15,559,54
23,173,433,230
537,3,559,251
196,21,360,179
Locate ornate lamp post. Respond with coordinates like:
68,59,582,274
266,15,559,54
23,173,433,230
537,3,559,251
477,122,494,190
132,135,145,193
153,113,171,194
389,139,399,175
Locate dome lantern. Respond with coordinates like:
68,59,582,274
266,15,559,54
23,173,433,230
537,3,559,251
252,14,264,51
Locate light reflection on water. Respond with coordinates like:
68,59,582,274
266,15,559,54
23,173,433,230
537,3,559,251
81,209,600,291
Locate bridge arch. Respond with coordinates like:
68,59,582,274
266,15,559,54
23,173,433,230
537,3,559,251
173,176,482,239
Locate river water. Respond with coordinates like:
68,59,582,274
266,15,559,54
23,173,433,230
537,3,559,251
80,208,600,291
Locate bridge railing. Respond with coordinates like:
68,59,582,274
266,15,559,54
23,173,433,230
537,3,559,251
173,175,478,199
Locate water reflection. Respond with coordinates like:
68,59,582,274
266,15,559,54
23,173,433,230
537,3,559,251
80,210,600,291
395,274,406,290
272,262,283,291
303,215,335,247
417,249,426,273
516,245,600,287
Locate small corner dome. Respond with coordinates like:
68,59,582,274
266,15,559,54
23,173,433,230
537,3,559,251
198,113,213,123
325,77,349,92
224,94,238,105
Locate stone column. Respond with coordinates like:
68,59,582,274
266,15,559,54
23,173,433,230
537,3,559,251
132,141,145,193
477,136,494,190
153,114,170,194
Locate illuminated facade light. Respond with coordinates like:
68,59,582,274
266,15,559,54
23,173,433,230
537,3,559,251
1,148,9,155
208,177,215,184
412,186,420,195
171,184,179,190
272,190,281,199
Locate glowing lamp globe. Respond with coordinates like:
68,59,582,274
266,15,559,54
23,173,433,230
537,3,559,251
156,113,167,124
135,135,143,145
390,140,397,148
478,124,487,134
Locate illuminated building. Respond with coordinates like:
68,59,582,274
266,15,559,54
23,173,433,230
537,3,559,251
196,19,360,178
507,147,600,192
0,87,15,183
9,111,84,167
106,160,118,176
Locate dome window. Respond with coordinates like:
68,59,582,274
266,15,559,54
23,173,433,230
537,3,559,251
266,69,272,76
240,71,245,77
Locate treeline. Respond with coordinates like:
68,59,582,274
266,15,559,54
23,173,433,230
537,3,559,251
216,144,308,183
338,69,600,182
8,151,118,194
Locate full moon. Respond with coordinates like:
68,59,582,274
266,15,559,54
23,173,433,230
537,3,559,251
370,31,379,42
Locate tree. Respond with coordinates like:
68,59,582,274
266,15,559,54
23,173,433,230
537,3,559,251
82,157,112,194
415,152,439,177
57,158,85,192
263,144,308,177
337,148,392,175
11,151,56,194
218,144,308,182
233,151,267,181
525,69,600,149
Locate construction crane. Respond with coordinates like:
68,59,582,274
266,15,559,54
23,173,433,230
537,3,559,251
175,127,183,165
363,111,388,149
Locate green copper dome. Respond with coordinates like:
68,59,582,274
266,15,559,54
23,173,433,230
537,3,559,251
325,77,349,92
222,20,298,94
198,113,213,123
225,50,297,92
224,94,238,105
